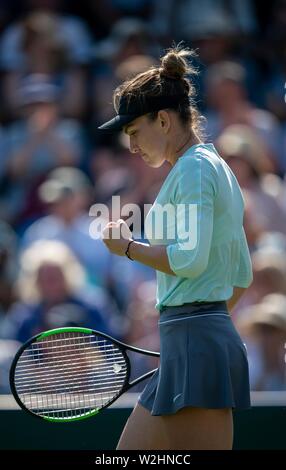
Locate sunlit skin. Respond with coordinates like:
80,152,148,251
102,107,245,451
36,263,68,305
101,110,246,309
98,39,254,448
102,110,201,273
124,110,200,168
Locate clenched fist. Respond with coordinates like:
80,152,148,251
101,219,133,256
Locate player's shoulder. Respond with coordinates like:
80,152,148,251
177,143,220,177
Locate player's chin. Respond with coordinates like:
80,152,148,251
147,158,164,168
153,161,165,169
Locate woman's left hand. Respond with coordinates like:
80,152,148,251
101,219,133,256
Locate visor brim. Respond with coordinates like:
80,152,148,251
98,114,139,131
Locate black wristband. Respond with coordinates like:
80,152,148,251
125,240,134,260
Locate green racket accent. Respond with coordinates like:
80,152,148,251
13,327,129,422
10,326,158,423
37,327,93,340
43,408,100,423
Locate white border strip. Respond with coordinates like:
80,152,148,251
1,392,286,409
159,312,229,325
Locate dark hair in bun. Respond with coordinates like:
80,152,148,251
160,46,197,80
114,45,204,137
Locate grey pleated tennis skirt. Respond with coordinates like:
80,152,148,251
138,301,251,416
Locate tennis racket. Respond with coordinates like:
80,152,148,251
10,327,159,423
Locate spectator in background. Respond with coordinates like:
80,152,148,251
216,124,286,235
205,61,284,172
231,241,286,319
0,220,18,332
236,294,286,391
150,0,257,46
0,74,83,229
1,240,115,343
264,0,286,123
0,338,21,393
21,166,112,289
0,124,9,196
0,1,11,35
0,221,19,393
250,250,286,302
123,279,160,391
125,280,159,350
89,0,153,40
263,0,286,176
22,163,155,318
0,7,91,121
92,18,159,133
242,190,267,252
150,1,260,111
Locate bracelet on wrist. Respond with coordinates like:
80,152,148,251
125,240,135,260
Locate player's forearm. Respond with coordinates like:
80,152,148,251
128,241,176,276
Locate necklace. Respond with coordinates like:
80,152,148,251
175,132,194,155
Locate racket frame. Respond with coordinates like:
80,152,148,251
9,327,159,422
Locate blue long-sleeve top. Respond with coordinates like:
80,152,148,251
144,143,253,311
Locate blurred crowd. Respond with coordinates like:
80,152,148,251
0,0,286,394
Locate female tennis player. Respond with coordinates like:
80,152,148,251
99,46,253,450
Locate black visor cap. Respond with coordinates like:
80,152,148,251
98,94,189,132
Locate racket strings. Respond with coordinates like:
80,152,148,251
14,331,128,420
